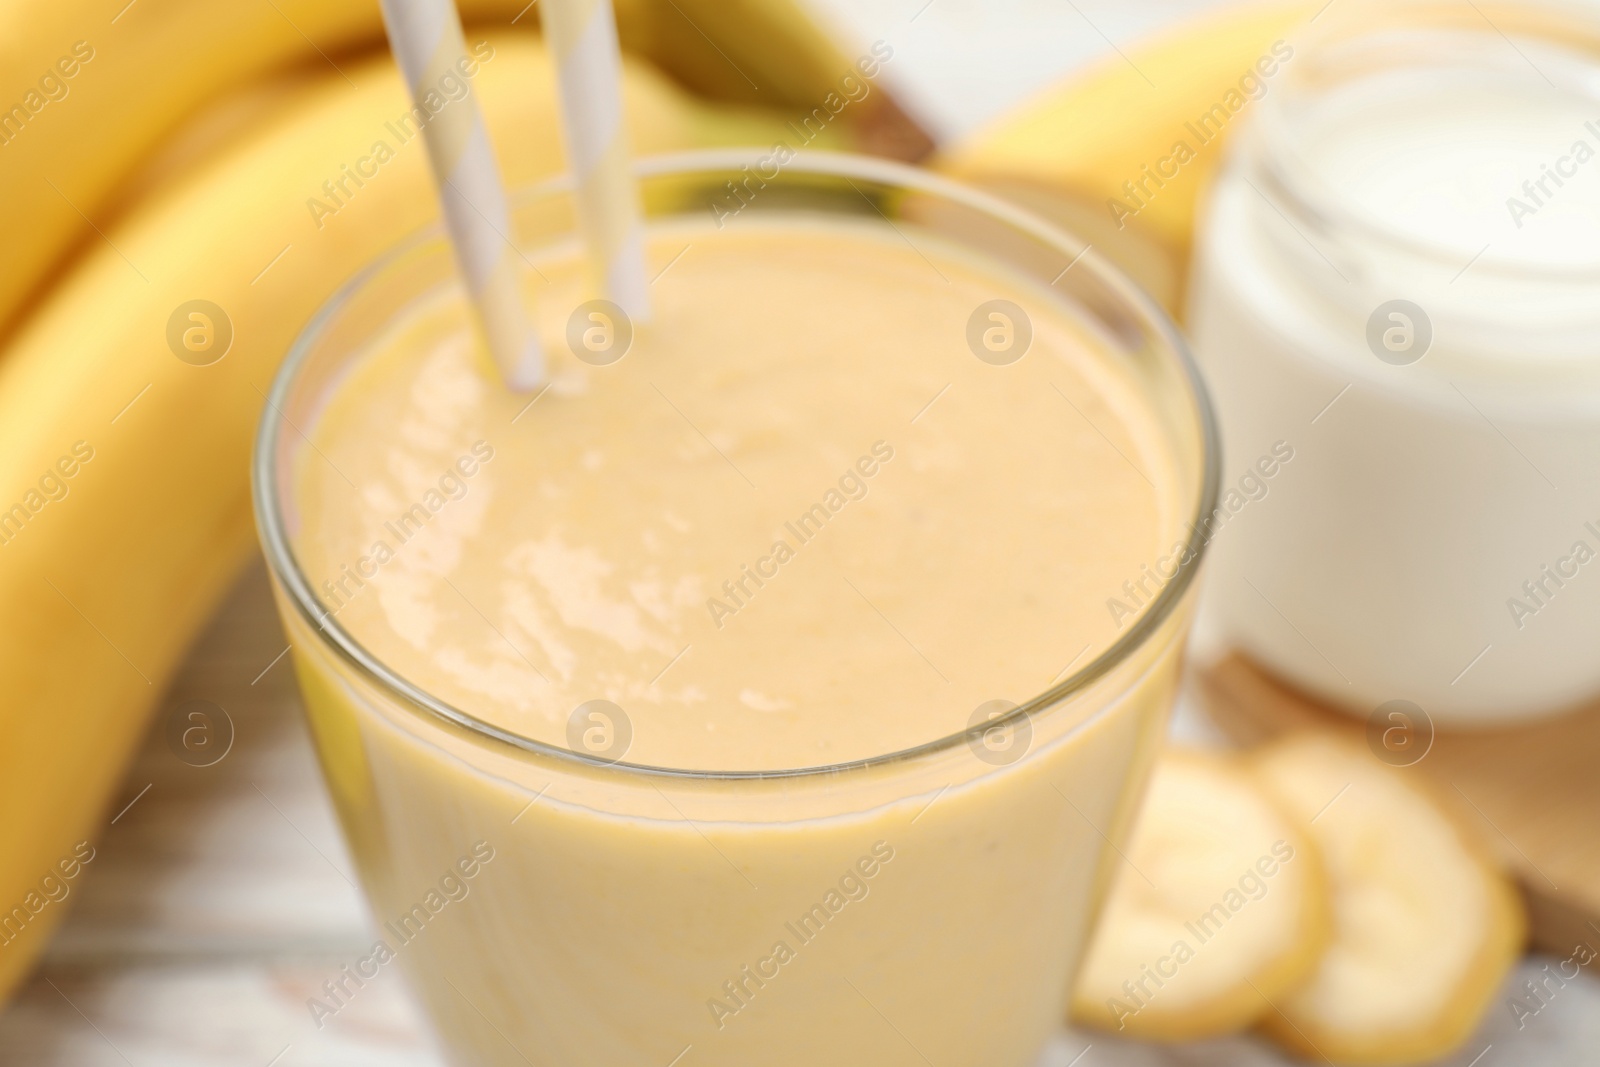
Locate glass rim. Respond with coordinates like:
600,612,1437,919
252,148,1221,782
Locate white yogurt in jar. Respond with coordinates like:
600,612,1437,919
1189,8,1600,724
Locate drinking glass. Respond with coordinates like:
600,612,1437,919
254,151,1219,1067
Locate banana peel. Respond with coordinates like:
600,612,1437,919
937,3,1310,315
0,0,929,344
610,0,932,160
0,33,841,1001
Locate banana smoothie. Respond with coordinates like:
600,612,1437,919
264,170,1211,1067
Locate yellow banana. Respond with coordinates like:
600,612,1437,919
1254,736,1525,1064
0,0,908,343
937,3,1309,313
1070,749,1330,1042
612,0,934,161
0,31,832,1000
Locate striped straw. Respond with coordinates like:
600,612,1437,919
378,0,545,391
541,0,651,320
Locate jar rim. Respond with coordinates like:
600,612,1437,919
1251,0,1600,284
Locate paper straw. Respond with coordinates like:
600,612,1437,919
541,0,651,320
378,0,544,391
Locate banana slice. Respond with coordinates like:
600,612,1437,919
1253,734,1526,1064
1071,749,1330,1040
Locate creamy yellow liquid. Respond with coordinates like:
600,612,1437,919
294,219,1179,771
279,217,1195,1066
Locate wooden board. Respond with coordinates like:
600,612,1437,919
1197,653,1600,956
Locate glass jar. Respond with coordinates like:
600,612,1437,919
1189,0,1600,724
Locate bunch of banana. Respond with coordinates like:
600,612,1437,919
0,0,928,344
0,4,889,997
1073,741,1524,1063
